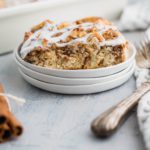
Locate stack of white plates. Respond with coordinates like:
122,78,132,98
14,43,136,94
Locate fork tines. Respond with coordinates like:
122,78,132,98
135,34,150,69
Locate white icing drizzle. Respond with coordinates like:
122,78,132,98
20,21,127,58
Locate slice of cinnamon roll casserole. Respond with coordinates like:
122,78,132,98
20,17,128,70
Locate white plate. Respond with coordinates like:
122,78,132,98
19,63,135,94
15,55,135,85
15,43,136,78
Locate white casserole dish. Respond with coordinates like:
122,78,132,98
0,0,127,53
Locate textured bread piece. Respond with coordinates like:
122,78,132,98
20,17,128,70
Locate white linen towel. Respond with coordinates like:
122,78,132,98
119,0,150,31
136,29,150,150
136,67,150,150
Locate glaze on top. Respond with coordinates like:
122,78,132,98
20,20,127,58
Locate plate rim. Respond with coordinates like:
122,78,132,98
19,61,135,88
15,55,135,85
19,65,134,94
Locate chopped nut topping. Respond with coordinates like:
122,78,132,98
31,20,53,32
24,32,32,41
70,28,87,38
102,29,119,40
63,28,87,43
42,38,48,47
52,32,63,37
86,27,98,33
64,36,72,43
57,22,70,30
87,32,104,42
36,32,41,39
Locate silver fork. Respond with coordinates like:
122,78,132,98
91,35,150,137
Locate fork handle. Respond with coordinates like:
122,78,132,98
91,82,150,137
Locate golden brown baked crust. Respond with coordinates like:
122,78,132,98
20,17,128,70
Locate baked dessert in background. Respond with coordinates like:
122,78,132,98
0,0,5,8
20,17,128,70
0,0,39,9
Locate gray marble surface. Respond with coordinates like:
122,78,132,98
0,31,147,150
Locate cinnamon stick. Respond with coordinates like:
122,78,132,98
7,112,23,136
0,124,12,142
0,83,23,143
0,84,9,125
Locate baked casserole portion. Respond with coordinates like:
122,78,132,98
20,17,128,70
